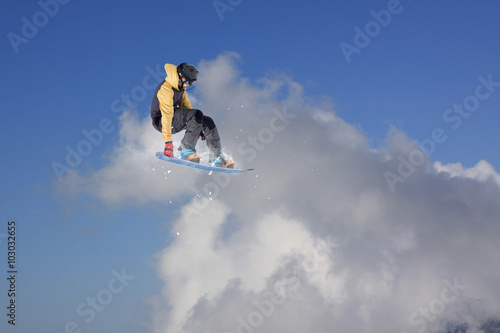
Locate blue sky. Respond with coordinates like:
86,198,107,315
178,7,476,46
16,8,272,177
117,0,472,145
1,1,500,332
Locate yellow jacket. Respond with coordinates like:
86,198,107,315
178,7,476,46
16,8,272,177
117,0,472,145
156,64,193,142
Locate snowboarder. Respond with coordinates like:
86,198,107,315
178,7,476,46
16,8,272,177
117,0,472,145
151,62,234,168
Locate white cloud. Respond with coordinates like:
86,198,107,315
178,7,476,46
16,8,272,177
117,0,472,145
151,198,345,333
434,159,500,186
57,52,500,332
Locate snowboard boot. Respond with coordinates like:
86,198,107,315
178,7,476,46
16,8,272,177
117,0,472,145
178,149,201,163
210,156,235,169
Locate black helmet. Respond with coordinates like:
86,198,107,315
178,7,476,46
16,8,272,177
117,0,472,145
177,63,199,85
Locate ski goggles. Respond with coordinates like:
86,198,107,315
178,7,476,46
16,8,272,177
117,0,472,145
179,73,196,86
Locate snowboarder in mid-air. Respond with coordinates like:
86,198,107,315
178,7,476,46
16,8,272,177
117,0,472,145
151,62,235,168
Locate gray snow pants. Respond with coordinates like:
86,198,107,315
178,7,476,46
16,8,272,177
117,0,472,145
171,108,222,159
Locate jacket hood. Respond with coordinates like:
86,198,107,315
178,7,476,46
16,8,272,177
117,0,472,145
164,64,180,90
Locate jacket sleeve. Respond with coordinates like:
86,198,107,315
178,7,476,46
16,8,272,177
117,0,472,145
180,92,193,109
157,85,175,142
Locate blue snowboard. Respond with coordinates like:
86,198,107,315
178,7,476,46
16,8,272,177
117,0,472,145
156,152,254,173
